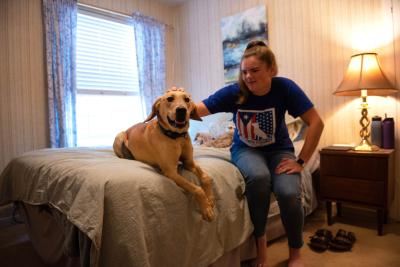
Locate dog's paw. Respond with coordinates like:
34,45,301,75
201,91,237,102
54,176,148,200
202,205,215,222
207,195,215,208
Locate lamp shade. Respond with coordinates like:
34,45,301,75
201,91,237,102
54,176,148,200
334,53,398,96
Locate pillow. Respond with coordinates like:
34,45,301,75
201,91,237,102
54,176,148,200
286,117,307,142
189,112,233,141
194,131,234,148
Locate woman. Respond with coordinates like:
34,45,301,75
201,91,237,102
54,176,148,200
196,40,324,267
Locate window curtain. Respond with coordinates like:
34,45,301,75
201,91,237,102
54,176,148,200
43,0,77,147
132,12,166,115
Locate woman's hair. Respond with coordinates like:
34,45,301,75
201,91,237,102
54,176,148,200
237,40,278,104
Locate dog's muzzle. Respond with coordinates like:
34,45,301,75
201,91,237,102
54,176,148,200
168,108,187,129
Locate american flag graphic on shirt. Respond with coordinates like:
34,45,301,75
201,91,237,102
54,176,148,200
236,108,275,147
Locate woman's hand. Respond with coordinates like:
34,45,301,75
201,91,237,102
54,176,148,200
275,158,303,174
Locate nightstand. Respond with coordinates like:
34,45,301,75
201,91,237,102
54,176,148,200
319,147,395,235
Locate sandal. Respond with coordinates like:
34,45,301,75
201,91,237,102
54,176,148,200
329,229,356,251
308,228,333,251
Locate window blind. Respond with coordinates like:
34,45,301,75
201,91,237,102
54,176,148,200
76,12,139,95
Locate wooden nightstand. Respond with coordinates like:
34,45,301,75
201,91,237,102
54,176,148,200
319,147,395,235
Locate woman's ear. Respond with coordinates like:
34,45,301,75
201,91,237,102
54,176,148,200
271,65,278,76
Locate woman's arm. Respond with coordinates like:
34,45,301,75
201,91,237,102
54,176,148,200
297,107,324,163
196,102,211,117
275,107,324,174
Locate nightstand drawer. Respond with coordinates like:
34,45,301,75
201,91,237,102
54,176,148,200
320,154,387,181
320,176,384,206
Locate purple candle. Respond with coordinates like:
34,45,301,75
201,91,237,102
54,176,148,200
382,117,394,149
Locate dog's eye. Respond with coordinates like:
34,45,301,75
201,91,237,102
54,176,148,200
167,96,174,102
184,97,190,103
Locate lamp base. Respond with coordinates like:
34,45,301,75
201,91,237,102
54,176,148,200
353,94,379,151
354,139,379,151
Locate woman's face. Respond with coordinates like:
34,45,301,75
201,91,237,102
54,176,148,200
240,55,275,96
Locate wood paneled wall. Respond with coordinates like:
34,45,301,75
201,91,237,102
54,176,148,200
172,0,400,219
391,0,400,220
0,0,48,170
172,0,398,146
0,0,175,171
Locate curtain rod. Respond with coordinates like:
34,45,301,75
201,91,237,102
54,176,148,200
77,3,174,30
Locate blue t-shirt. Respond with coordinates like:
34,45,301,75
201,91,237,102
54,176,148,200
202,77,313,152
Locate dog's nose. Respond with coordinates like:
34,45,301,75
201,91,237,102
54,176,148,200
176,107,187,122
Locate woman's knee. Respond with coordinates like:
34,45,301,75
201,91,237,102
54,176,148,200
275,189,301,207
245,173,271,196
273,174,301,203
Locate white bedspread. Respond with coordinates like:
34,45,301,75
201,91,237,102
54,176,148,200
0,147,253,267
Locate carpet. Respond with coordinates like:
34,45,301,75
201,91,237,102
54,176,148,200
267,205,400,267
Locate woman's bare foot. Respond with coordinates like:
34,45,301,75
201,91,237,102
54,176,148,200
288,247,304,267
251,235,268,267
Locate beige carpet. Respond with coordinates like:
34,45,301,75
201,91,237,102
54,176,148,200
267,205,400,267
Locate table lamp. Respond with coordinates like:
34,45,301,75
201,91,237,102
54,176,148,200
334,52,398,151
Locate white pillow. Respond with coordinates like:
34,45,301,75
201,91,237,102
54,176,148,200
286,118,307,141
189,112,233,141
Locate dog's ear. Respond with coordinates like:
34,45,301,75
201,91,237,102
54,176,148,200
143,97,161,122
190,104,203,121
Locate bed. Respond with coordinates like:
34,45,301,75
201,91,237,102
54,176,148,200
0,114,319,267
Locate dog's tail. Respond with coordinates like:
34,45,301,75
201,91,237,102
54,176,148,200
113,132,134,160
113,132,126,158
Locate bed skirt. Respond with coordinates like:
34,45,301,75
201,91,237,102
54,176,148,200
17,202,290,267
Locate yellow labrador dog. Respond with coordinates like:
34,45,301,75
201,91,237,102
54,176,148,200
113,87,215,221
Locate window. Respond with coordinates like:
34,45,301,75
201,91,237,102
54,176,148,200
76,8,145,147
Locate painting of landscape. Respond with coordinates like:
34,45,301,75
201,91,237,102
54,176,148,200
221,5,268,84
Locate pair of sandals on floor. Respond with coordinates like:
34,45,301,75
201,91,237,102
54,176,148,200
308,228,356,252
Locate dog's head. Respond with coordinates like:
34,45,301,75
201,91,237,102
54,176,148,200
144,87,202,133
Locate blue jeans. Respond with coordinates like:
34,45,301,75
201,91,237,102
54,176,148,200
231,146,304,248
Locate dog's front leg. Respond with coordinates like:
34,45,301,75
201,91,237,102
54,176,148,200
183,161,215,208
162,167,215,221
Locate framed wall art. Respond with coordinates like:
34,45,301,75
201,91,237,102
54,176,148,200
220,5,268,84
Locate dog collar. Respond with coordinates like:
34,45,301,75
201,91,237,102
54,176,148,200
158,122,187,139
